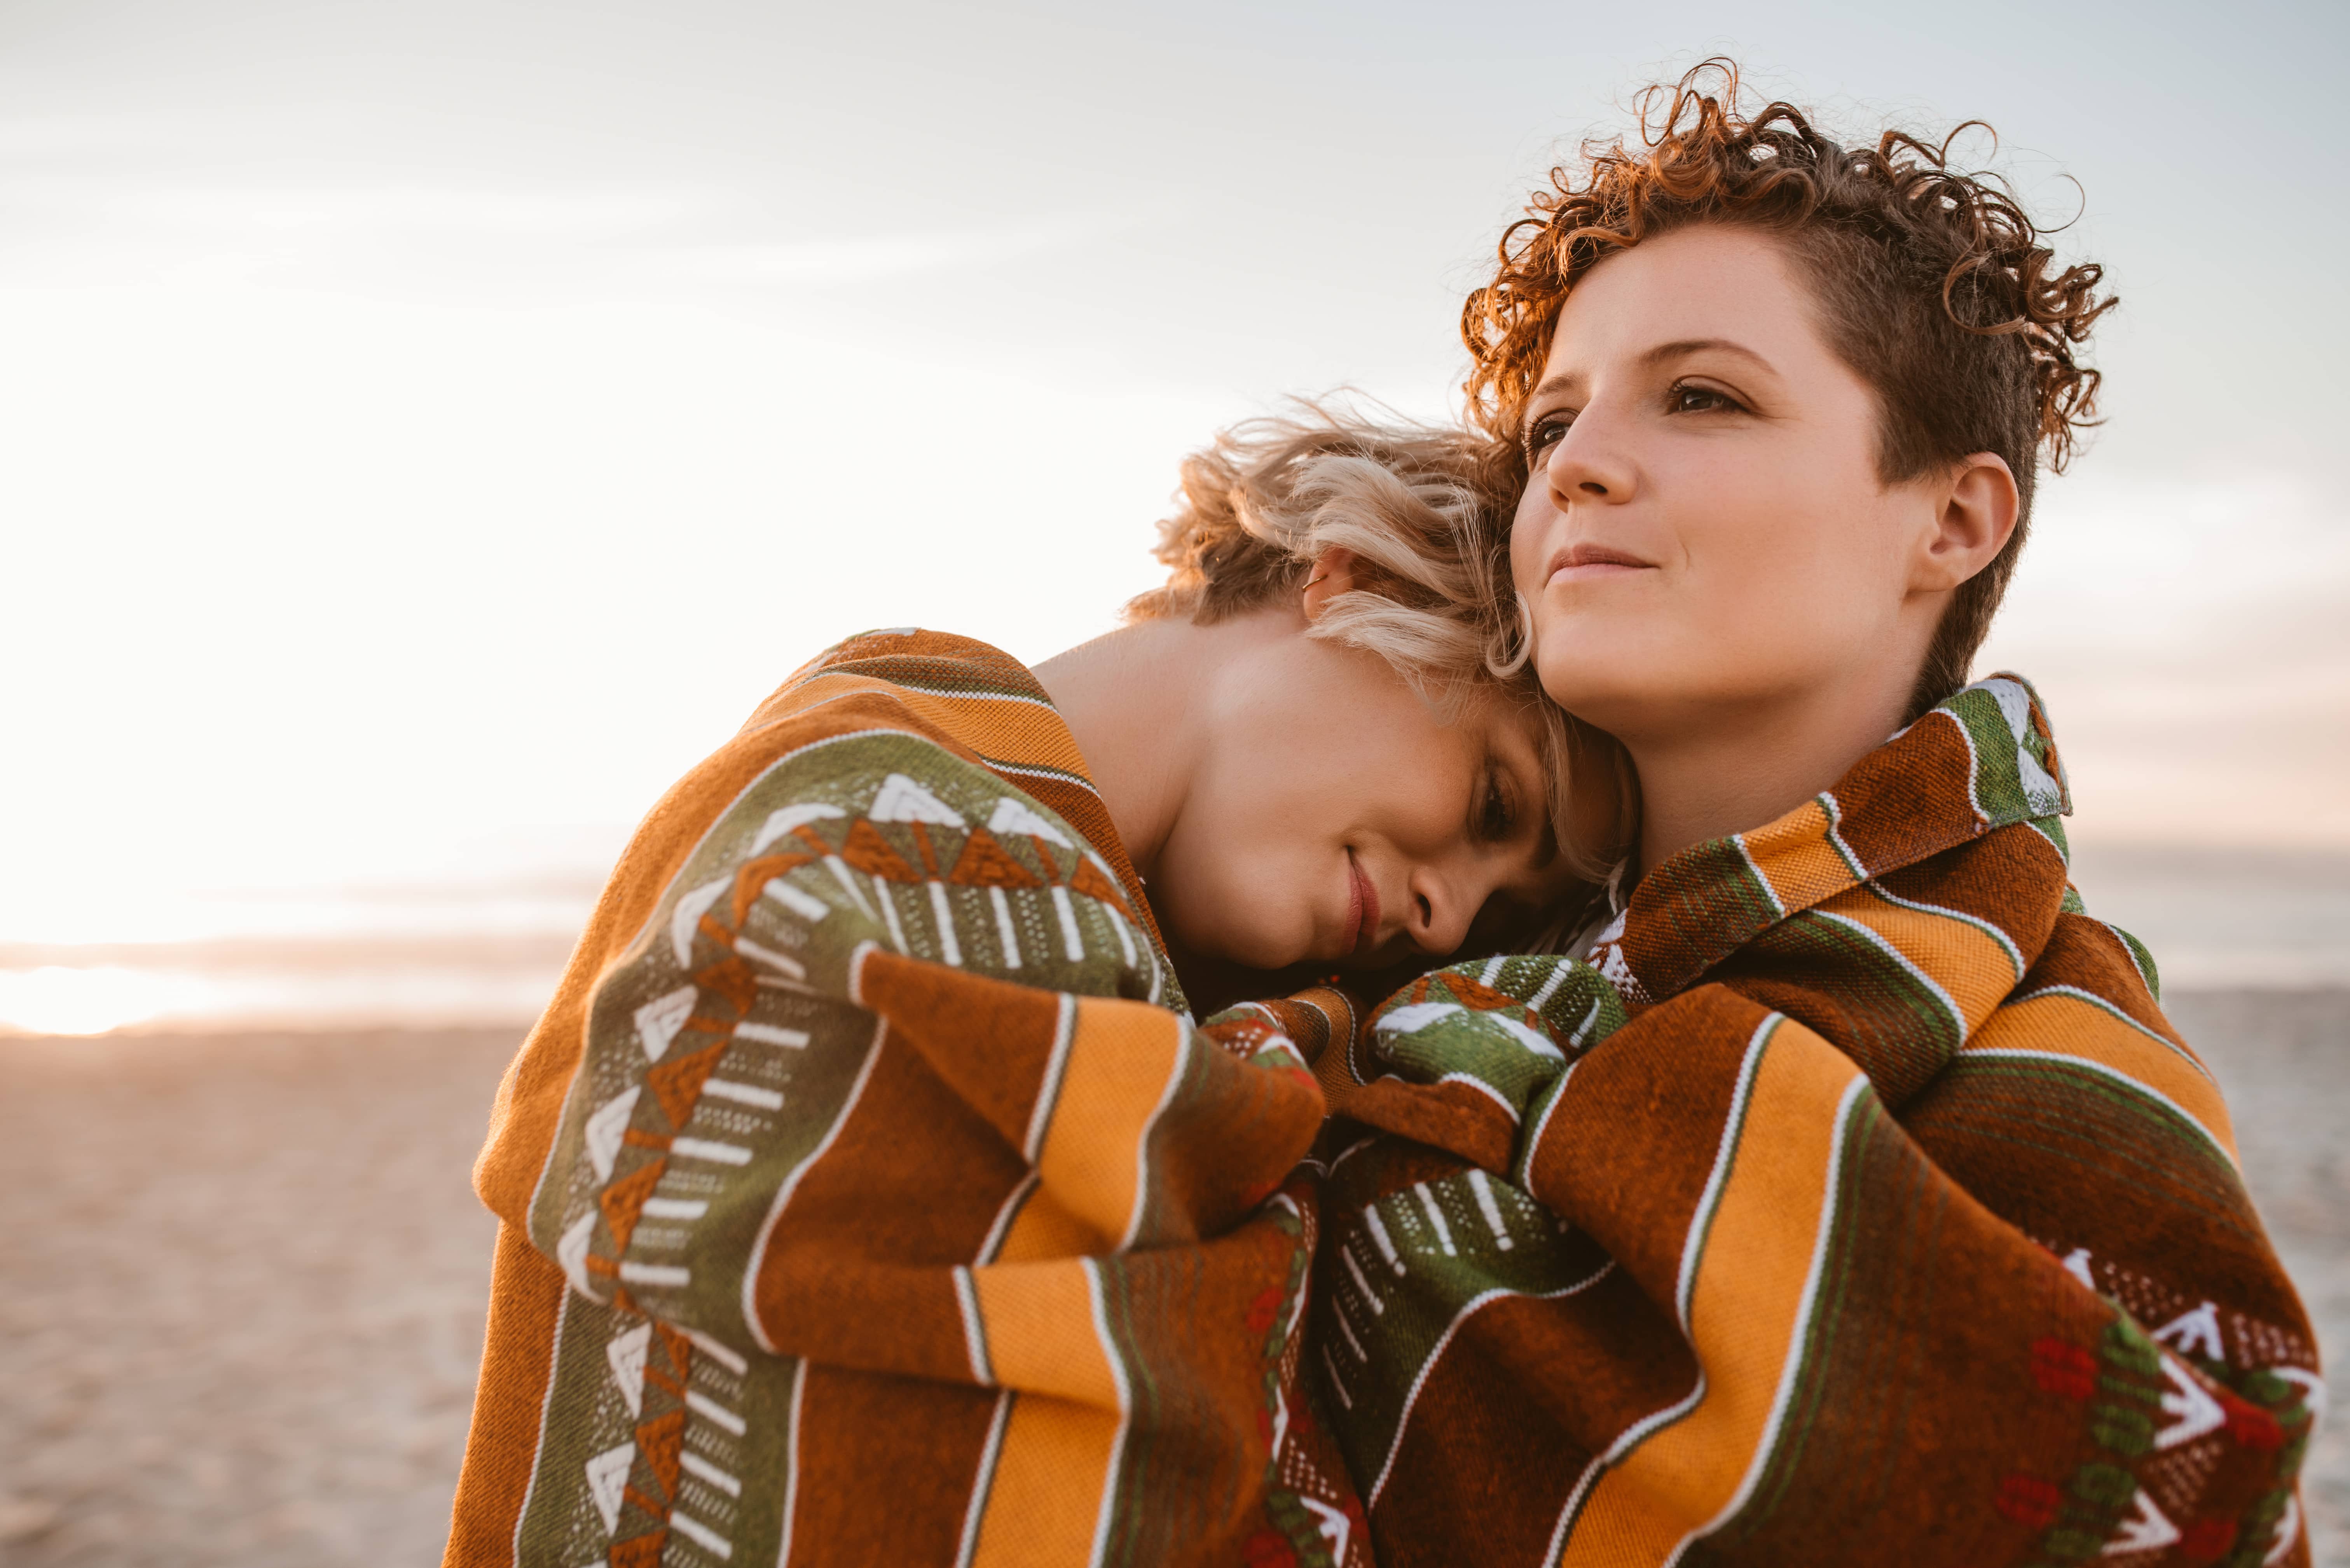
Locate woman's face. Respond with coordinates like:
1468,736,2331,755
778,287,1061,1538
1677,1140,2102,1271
1507,224,1947,742
1150,630,1575,975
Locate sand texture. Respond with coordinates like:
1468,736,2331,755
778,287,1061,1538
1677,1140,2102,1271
0,1030,512,1566
0,994,2343,1566
2170,990,2350,1565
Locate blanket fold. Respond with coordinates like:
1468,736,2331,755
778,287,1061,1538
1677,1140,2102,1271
445,630,1367,1568
447,644,2313,1568
1313,675,2316,1567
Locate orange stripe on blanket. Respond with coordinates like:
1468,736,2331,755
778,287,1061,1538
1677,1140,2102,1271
1965,992,2239,1163
967,1394,1123,1568
765,673,1093,778
1036,998,1189,1248
442,1224,569,1568
994,1183,1114,1265
1817,887,2021,1034
971,1258,1123,1408
1737,799,1855,915
1563,1019,1862,1564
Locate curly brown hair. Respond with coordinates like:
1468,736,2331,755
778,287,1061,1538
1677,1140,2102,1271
1462,59,2116,714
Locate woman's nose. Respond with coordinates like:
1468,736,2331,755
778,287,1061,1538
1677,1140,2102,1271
1543,405,1637,506
1405,867,1474,956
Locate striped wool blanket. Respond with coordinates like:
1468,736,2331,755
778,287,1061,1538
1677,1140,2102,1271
447,632,2314,1568
444,630,1362,1568
1312,675,2319,1566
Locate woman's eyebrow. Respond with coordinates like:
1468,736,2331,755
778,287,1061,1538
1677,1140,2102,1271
1639,336,1776,374
1527,369,1583,405
1528,337,1775,408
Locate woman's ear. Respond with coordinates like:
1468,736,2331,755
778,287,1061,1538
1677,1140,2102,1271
1300,547,1360,623
1914,453,2020,594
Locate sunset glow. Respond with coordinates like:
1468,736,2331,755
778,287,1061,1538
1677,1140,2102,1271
2,0,2343,1010
0,966,175,1036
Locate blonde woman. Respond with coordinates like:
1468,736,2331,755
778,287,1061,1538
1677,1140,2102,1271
443,412,1616,1568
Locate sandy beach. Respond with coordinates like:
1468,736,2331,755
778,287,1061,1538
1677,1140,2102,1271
0,993,2343,1566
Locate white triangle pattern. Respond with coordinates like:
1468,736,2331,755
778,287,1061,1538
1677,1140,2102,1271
2154,1352,2229,1450
1302,1496,1353,1561
2102,1488,2181,1554
1976,675,2064,815
634,986,698,1063
2275,1366,2326,1420
584,1086,641,1183
606,1322,653,1418
1374,1001,1465,1038
1980,677,2034,745
2266,1493,2303,1566
1483,1010,1569,1061
2062,1247,2097,1291
988,797,1072,848
670,879,732,965
2153,1300,2225,1362
871,773,967,828
584,1441,637,1535
556,1211,598,1297
2019,749,2065,816
751,802,845,855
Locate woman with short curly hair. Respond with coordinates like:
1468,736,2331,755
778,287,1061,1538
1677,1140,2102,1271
1463,62,2110,723
1308,61,2317,1568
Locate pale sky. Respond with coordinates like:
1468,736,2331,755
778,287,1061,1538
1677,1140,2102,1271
4,0,2345,944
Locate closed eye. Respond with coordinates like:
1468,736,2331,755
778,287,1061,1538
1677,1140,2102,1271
1476,763,1516,842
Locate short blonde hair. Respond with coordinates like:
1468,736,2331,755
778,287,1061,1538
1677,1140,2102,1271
1128,406,1634,886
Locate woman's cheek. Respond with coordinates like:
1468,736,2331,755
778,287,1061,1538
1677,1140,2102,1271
1162,846,1278,967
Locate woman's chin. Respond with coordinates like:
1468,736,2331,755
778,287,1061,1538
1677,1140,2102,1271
1163,938,1323,1017
1162,914,1297,976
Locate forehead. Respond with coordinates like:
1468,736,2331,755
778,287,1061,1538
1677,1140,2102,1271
1542,225,1817,374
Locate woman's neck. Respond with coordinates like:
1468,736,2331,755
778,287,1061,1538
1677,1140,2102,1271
1622,673,1915,879
1034,612,1305,1010
1030,615,1221,884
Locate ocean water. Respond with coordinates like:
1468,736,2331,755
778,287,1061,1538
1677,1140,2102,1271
0,841,2341,1036
2065,842,2350,991
0,885,597,1037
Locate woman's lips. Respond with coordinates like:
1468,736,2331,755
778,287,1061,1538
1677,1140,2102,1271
1546,542,1657,588
1347,851,1381,957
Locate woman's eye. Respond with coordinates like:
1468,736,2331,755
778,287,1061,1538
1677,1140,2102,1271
1670,382,1740,415
1523,412,1573,460
1480,772,1515,840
